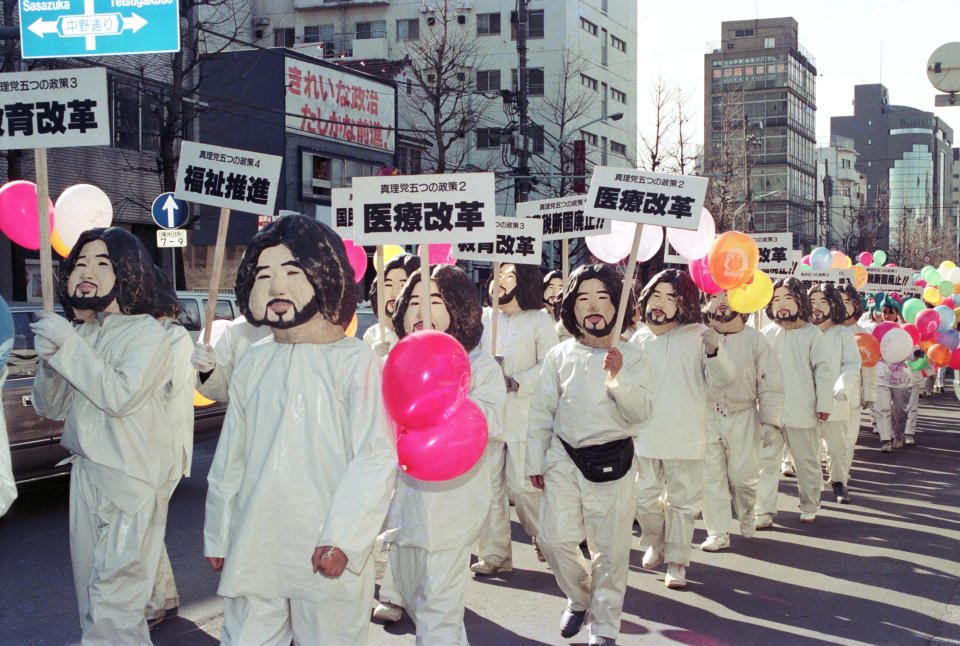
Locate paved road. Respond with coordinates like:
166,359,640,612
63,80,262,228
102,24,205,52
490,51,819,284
2,389,958,646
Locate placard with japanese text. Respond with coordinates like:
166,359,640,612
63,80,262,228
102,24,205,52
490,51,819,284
515,195,610,241
862,266,915,293
789,268,854,291
175,141,282,216
452,216,542,265
331,187,354,239
584,167,708,230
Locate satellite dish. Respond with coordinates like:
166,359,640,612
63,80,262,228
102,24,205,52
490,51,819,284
927,42,960,93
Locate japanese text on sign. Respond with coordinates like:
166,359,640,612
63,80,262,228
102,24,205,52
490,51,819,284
584,167,708,230
174,141,282,216
862,266,915,292
330,187,353,239
516,196,610,241
352,172,496,244
452,216,543,265
790,269,854,291
285,57,396,152
0,67,108,149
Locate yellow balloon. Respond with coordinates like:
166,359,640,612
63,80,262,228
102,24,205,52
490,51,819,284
194,388,215,407
923,285,943,305
940,261,955,270
51,228,71,258
728,270,773,313
853,265,867,289
346,313,358,336
373,245,405,271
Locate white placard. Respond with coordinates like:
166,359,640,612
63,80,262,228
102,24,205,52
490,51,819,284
516,195,610,241
331,187,354,239
452,216,542,265
664,231,795,272
351,172,497,245
174,141,283,216
862,266,915,293
790,268,854,290
284,57,396,153
156,229,187,247
584,167,708,230
0,67,109,150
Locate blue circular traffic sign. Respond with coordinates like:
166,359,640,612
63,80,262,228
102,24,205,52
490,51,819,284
152,192,189,229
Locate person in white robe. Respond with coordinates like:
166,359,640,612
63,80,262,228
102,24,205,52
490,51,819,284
190,316,271,404
363,253,420,356
527,263,652,646
204,216,395,645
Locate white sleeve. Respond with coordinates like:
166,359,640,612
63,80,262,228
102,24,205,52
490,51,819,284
514,316,560,398
705,337,737,389
196,324,245,403
811,331,839,414
526,348,560,476
0,369,17,517
31,361,74,421
834,330,862,402
203,377,248,558
606,348,652,424
469,356,507,442
756,336,785,428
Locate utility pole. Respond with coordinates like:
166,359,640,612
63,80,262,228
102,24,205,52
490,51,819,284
822,159,833,247
514,0,530,205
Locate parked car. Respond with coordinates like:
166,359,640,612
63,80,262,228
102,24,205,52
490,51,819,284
3,297,230,484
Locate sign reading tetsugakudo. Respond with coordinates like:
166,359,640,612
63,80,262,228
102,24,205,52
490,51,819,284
583,167,709,230
515,195,610,240
174,141,283,216
351,172,496,245
285,57,396,153
452,216,542,265
330,187,354,239
0,67,108,149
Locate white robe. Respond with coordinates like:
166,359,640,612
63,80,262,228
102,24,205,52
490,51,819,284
760,323,837,427
362,323,400,358
195,317,271,404
0,368,17,517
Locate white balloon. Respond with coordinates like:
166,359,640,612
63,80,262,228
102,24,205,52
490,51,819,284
879,327,912,363
586,221,663,264
950,266,960,285
666,207,715,260
53,184,113,250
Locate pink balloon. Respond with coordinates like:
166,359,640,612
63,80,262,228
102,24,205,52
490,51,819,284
342,239,368,283
872,321,897,343
915,309,941,337
666,207,715,260
396,398,488,481
689,255,722,295
417,243,455,266
885,263,897,267
382,330,471,428
915,279,927,287
901,323,920,346
858,251,873,265
801,254,811,266
586,219,635,263
0,180,55,250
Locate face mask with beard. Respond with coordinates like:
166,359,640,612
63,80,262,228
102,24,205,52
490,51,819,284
248,245,323,329
574,278,617,338
499,284,517,306
260,297,320,329
66,239,118,314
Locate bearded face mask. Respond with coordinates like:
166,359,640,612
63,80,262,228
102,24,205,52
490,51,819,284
573,278,616,338
490,263,519,305
543,277,563,309
645,282,679,326
383,267,408,317
704,290,739,324
65,239,118,313
809,291,831,325
771,286,800,322
248,244,320,329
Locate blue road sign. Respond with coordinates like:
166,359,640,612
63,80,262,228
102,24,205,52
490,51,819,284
152,192,189,229
19,0,180,59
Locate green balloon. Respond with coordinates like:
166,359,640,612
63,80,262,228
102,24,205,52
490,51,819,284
939,280,953,297
874,250,887,265
922,266,938,284
902,298,925,324
907,355,928,371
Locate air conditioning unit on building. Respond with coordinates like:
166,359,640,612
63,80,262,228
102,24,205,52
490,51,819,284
253,16,270,26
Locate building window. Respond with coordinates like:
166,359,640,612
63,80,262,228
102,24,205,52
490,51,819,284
477,12,500,35
398,147,423,174
611,88,626,103
582,131,597,146
735,28,754,37
512,68,544,96
511,9,544,40
764,37,775,48
356,21,386,39
396,18,419,41
611,35,626,53
476,127,501,149
611,141,627,156
580,17,597,36
841,158,851,168
274,27,295,47
580,74,598,91
111,77,163,153
477,69,501,92
304,25,320,43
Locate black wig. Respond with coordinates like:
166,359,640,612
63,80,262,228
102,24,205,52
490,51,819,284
808,282,846,325
839,282,865,321
765,277,811,323
368,253,421,318
637,269,702,325
153,266,183,320
559,263,634,338
484,263,544,311
393,264,483,353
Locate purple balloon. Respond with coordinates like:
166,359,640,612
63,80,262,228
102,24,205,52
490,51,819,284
937,329,960,351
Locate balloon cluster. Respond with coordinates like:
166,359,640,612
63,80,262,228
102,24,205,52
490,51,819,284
911,261,960,307
800,247,896,290
866,303,960,371
381,331,486,481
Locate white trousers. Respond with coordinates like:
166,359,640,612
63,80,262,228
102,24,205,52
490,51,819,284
907,383,919,435
757,427,821,516
391,545,472,646
145,543,179,621
702,409,759,539
538,456,636,642
476,440,540,564
635,457,703,567
819,420,851,486
69,458,173,646
222,593,369,646
876,385,911,442
838,402,862,485
377,545,403,607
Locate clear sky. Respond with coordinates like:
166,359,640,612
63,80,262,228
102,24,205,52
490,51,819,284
636,0,960,149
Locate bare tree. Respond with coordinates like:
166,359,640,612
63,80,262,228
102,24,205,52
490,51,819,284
398,0,491,173
666,86,696,175
704,87,752,233
639,77,672,173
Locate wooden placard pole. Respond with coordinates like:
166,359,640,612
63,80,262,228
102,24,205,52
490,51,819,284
35,148,54,312
419,243,431,330
561,239,570,290
202,207,231,345
375,246,387,338
610,223,644,350
490,261,501,357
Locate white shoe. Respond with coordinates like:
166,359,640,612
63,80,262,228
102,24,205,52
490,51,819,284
799,511,816,523
642,545,664,570
780,462,796,477
665,562,687,588
470,559,512,575
372,601,403,623
700,535,730,552
755,513,774,530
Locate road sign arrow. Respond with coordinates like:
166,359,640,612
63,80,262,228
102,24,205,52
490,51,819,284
122,12,147,33
162,194,179,228
28,18,59,38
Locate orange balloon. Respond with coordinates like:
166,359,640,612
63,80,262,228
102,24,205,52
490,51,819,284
927,343,951,367
852,265,867,289
51,228,71,258
708,231,759,290
854,332,881,368
918,339,934,352
346,313,358,336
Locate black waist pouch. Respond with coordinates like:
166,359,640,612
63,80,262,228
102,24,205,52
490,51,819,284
559,437,635,483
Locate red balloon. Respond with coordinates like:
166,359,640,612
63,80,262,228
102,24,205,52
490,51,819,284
915,309,941,337
689,255,722,295
342,239,368,284
382,330,471,429
0,180,55,250
396,398,488,481
949,348,960,370
855,333,881,368
901,323,920,346
927,343,951,368
872,321,897,343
